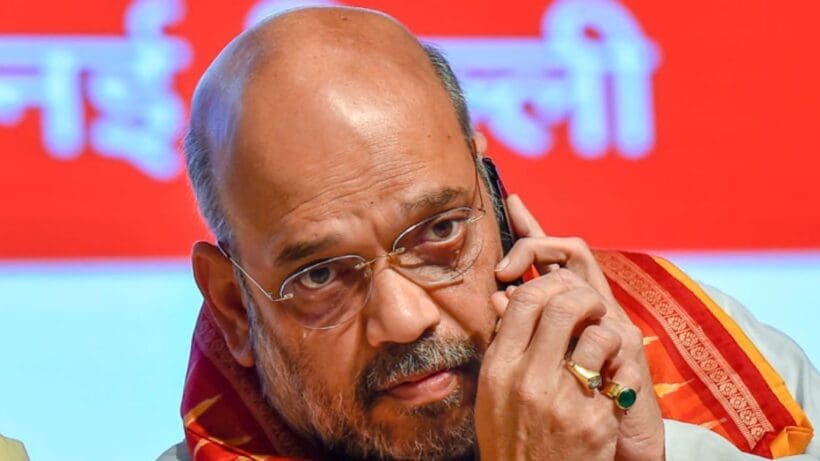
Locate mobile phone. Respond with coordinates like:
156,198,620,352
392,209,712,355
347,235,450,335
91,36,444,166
481,157,523,287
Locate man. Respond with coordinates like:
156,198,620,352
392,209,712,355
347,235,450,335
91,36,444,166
163,6,818,461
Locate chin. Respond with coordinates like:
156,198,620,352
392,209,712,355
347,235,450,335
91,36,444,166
336,376,477,461
330,405,477,461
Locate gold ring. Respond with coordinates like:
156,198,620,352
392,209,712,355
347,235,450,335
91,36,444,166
563,359,603,390
601,382,638,410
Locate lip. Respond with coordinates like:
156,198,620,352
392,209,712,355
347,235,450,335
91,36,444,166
383,368,458,405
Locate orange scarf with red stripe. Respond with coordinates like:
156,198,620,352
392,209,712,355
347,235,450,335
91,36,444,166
181,251,813,460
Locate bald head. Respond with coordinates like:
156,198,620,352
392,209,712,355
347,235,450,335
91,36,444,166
186,7,473,244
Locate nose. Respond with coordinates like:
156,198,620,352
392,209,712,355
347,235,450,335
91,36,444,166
364,267,442,347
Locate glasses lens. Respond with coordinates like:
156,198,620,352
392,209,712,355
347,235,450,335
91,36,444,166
280,255,371,328
393,207,484,285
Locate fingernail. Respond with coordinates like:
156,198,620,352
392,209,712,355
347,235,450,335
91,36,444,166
495,256,510,272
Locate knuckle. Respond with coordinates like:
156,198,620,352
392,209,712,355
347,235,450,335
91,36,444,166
548,398,574,424
551,267,576,281
543,298,576,324
578,418,598,440
582,409,617,445
567,236,591,253
579,286,608,315
513,237,537,255
518,236,537,247
513,380,542,405
547,267,582,289
620,322,644,350
584,325,622,354
507,285,544,310
617,365,645,392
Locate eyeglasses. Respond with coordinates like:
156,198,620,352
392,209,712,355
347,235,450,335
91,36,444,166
218,178,487,330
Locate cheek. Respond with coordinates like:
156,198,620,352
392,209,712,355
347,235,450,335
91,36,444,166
254,307,359,394
292,321,372,395
432,249,500,347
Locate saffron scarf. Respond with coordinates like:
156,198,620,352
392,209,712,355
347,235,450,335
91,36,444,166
180,251,813,460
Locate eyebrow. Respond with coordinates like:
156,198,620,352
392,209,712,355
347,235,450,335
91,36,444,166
275,236,340,265
274,186,470,266
400,186,469,213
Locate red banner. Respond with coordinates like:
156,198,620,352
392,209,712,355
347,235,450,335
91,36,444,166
2,0,818,258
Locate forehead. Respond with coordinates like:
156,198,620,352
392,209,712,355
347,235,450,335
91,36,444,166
220,45,473,257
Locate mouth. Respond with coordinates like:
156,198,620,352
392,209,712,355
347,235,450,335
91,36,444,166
381,367,459,405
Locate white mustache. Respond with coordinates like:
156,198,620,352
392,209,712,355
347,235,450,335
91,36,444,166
360,335,480,400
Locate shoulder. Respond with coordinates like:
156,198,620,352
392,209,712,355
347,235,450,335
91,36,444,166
0,435,29,461
700,283,819,392
698,283,820,457
157,441,191,461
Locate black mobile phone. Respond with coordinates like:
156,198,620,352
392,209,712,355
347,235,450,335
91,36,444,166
481,157,523,287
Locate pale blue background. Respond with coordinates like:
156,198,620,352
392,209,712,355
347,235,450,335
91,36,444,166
0,252,818,460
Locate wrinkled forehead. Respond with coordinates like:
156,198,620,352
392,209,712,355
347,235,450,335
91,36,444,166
219,46,473,255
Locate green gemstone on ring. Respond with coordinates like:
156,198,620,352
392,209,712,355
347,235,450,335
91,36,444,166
616,388,637,409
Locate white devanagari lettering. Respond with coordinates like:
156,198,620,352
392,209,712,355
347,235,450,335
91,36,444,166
0,0,191,179
427,0,660,159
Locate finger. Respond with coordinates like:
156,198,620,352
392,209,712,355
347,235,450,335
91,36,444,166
495,237,570,280
495,236,598,280
599,320,663,461
488,269,582,359
488,290,510,343
600,318,646,379
495,236,618,308
567,323,623,384
602,360,645,414
490,290,508,317
488,286,517,335
525,285,608,371
601,317,646,370
591,317,647,412
506,194,547,238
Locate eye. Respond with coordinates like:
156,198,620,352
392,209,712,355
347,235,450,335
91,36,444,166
422,217,464,242
298,265,336,289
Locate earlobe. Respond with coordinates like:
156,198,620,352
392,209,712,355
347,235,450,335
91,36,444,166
192,241,255,367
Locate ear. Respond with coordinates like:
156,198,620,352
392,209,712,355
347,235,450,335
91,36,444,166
473,131,488,157
192,241,255,367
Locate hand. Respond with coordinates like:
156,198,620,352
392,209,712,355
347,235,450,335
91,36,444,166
476,264,620,461
477,194,664,461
